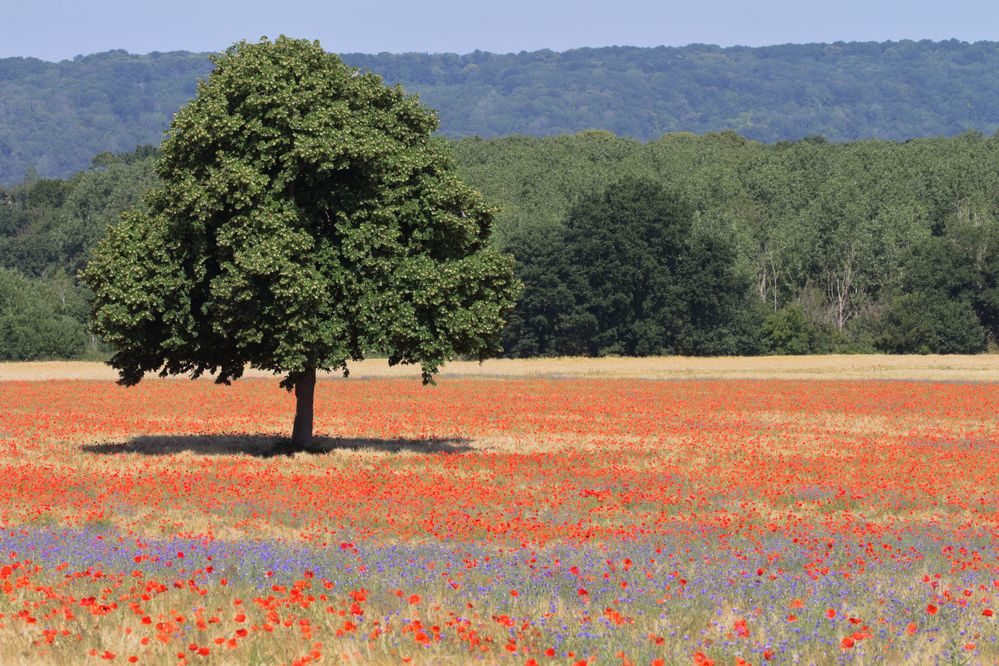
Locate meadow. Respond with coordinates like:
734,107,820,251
0,357,995,664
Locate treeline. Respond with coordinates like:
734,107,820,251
351,40,999,143
462,131,999,356
2,132,998,360
7,40,999,183
0,50,212,185
0,147,157,358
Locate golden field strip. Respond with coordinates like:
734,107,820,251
2,354,998,382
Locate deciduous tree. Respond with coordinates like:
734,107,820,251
84,37,518,447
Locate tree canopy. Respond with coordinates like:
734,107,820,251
501,177,759,357
6,129,999,362
82,37,518,445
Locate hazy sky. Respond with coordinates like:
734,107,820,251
4,0,999,61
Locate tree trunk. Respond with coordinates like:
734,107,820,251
291,367,316,449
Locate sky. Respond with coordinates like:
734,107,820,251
4,0,999,61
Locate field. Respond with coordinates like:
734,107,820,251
0,357,996,665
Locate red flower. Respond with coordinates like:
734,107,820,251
693,652,715,666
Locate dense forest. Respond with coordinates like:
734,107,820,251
0,51,211,185
2,131,998,360
5,40,999,183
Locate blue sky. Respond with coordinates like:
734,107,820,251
5,0,999,61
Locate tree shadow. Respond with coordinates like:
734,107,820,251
80,434,473,458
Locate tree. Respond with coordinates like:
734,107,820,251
873,226,995,354
876,292,986,354
501,176,763,357
499,225,577,357
560,177,692,356
83,37,518,447
761,304,830,355
672,229,763,356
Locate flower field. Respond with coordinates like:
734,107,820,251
0,370,996,664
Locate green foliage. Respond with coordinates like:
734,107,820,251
503,177,759,357
674,230,763,356
0,267,88,360
459,130,999,355
499,225,577,357
6,124,999,360
0,50,212,184
10,41,999,184
938,215,999,342
0,146,157,278
876,293,986,354
561,177,692,356
876,216,999,353
83,37,518,387
761,305,830,355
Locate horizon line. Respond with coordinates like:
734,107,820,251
3,36,995,64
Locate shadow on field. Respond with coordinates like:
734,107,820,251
80,434,473,458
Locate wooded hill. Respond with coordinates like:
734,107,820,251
4,40,999,183
3,131,998,360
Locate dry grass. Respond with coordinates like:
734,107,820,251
3,353,999,383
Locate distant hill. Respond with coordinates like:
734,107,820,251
4,40,999,183
0,50,212,185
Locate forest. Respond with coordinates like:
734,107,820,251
5,40,999,183
2,131,998,360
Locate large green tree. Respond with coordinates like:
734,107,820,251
84,37,518,447
502,176,759,357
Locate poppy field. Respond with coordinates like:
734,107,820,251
0,366,996,664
